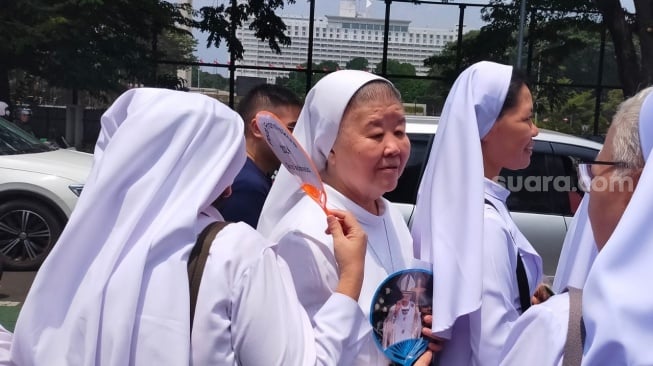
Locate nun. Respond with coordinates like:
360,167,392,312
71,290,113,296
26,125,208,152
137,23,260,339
0,88,369,366
257,70,426,365
410,61,544,365
499,86,653,365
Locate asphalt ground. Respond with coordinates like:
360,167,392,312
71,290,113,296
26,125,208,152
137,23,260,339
0,271,36,332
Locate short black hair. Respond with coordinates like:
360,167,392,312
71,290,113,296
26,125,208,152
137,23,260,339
498,68,530,118
237,84,302,133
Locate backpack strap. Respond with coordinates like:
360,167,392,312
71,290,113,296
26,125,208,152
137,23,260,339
188,221,230,333
563,287,585,366
484,199,531,314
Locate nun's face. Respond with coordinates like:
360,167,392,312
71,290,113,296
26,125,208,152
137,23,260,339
482,84,537,176
324,95,409,214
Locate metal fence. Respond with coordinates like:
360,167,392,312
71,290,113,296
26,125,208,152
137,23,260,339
27,0,620,145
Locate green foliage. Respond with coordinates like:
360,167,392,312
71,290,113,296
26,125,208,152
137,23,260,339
374,60,430,108
0,0,195,103
275,60,341,98
536,88,623,136
191,67,228,90
346,57,370,71
1,0,297,106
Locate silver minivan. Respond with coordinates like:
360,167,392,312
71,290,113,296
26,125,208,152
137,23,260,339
387,116,603,277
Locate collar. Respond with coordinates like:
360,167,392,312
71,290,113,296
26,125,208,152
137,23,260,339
324,184,386,226
484,177,510,203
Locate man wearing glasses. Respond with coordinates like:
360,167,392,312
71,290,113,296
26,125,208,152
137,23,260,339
498,86,653,366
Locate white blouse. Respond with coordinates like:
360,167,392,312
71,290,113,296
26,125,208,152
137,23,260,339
191,214,368,366
439,179,543,366
500,293,569,366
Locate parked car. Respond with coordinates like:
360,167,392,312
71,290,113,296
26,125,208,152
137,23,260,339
0,117,93,270
386,115,603,278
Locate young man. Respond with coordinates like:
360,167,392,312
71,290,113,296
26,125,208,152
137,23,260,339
217,84,302,227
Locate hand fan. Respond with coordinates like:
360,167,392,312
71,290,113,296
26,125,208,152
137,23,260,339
370,268,433,365
255,111,329,214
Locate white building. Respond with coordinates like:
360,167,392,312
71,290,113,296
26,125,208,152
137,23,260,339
236,0,457,82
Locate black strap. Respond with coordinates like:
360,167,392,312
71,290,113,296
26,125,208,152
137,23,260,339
484,199,531,314
563,287,585,366
515,252,531,313
188,221,230,333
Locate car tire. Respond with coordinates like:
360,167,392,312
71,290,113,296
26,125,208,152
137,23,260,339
0,199,64,271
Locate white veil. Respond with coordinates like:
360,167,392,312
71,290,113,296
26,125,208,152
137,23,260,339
11,88,245,366
551,194,597,293
257,70,388,236
410,61,512,337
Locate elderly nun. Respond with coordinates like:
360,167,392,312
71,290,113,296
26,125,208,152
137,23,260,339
257,70,426,365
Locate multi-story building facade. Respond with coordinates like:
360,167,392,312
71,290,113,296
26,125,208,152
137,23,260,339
236,0,457,82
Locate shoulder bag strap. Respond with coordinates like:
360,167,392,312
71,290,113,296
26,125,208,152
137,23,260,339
485,199,531,314
188,221,230,333
563,287,585,366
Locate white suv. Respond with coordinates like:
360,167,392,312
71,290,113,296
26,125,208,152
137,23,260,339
0,117,93,270
386,116,603,277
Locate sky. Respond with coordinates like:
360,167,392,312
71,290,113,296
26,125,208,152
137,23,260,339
188,0,636,73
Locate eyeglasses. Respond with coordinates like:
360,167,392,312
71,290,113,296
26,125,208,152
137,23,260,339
576,160,630,192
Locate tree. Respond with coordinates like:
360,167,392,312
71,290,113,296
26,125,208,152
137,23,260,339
1,0,298,107
373,60,430,112
477,0,652,97
191,67,228,90
346,57,370,71
155,29,199,90
594,0,653,96
0,0,193,105
194,0,296,61
276,60,340,98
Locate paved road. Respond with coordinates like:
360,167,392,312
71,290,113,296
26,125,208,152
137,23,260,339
0,271,36,303
0,271,37,332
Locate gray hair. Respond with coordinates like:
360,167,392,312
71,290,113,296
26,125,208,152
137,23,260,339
611,86,653,176
344,80,402,117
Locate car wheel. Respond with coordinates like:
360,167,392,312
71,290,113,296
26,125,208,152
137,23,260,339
0,199,64,270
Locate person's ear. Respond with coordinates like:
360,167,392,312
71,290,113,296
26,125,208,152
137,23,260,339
249,118,264,138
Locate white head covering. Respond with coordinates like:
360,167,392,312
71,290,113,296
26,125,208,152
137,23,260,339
581,89,653,364
410,61,513,337
551,194,597,293
11,88,245,365
257,70,388,235
0,101,8,117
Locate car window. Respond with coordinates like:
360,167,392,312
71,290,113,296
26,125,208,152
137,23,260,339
502,141,599,216
502,153,575,216
0,117,52,155
384,132,433,204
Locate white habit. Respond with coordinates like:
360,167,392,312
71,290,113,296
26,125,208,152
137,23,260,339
410,61,543,365
499,293,570,366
